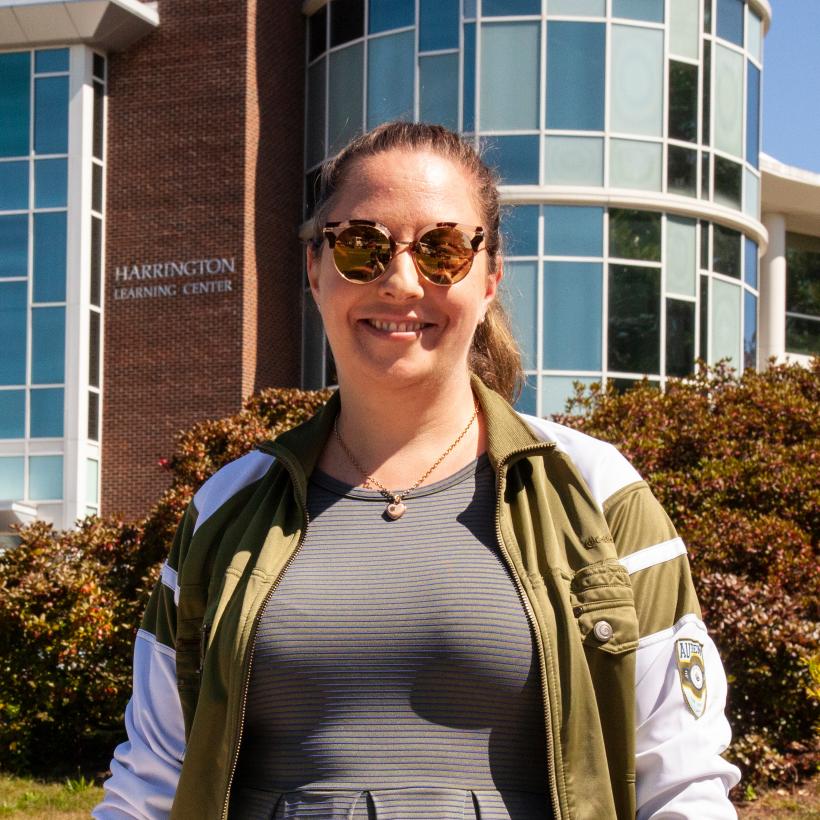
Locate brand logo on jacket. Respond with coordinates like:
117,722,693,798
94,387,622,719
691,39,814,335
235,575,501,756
676,638,707,718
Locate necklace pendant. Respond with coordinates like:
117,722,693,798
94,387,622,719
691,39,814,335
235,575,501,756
385,499,406,520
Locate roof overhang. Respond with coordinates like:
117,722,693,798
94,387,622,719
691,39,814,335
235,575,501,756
0,0,158,52
760,153,820,237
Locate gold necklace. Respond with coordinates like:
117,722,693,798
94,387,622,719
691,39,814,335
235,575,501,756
333,400,480,520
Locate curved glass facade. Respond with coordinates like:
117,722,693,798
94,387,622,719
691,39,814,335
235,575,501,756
303,0,765,409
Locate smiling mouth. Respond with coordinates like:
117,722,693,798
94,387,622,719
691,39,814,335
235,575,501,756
364,318,432,333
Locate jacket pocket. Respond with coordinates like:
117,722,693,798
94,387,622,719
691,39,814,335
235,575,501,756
570,560,639,655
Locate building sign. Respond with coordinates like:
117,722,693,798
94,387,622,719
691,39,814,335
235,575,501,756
112,256,237,300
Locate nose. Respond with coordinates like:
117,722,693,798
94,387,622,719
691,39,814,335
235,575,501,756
377,243,425,300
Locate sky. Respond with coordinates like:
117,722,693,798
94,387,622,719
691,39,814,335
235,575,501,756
762,0,820,173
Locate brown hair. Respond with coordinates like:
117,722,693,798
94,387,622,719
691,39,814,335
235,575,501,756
310,121,524,403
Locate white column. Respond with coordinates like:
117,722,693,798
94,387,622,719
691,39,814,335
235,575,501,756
759,212,786,365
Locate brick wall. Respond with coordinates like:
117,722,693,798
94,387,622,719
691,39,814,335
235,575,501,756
102,0,304,519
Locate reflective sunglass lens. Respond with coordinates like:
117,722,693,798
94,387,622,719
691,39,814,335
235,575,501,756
415,227,474,285
334,225,392,282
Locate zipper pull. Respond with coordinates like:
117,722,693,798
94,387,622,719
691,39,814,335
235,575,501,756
199,622,212,674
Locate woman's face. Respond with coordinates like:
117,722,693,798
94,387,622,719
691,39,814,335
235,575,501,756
307,148,501,394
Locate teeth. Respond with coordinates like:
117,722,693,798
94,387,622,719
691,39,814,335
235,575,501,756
369,319,425,332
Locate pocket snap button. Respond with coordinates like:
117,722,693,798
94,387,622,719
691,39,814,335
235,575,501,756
593,620,614,642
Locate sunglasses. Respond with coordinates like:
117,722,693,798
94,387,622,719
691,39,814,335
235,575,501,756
318,220,485,286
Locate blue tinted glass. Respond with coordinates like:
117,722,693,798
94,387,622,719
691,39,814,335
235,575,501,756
34,158,67,208
482,135,539,184
0,53,31,157
514,375,537,415
0,390,25,438
464,0,477,15
482,0,540,14
717,0,744,45
744,290,757,370
29,455,63,500
543,261,602,369
746,63,760,168
503,205,539,256
35,49,69,73
546,22,605,130
504,261,538,369
33,212,66,302
367,31,414,128
0,215,28,278
34,76,69,154
0,282,27,384
744,237,758,288
0,162,28,210
30,387,64,437
31,306,65,384
419,54,458,130
463,24,476,131
419,0,459,51
369,0,414,33
0,456,24,499
544,206,603,257
612,0,664,22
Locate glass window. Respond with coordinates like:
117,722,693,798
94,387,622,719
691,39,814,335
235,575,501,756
609,209,661,261
0,52,31,158
419,0,459,51
746,62,760,168
670,0,699,58
308,5,327,61
464,0,477,17
482,135,539,184
713,45,743,158
0,161,28,211
33,212,67,303
712,224,741,277
743,167,759,218
702,41,711,145
747,8,762,62
710,278,741,364
543,261,602,370
0,215,28,278
463,23,476,131
89,310,100,389
92,163,102,212
328,44,364,154
700,151,711,200
87,458,99,506
503,205,539,256
544,136,603,185
669,60,698,142
786,234,820,317
0,456,24,499
34,48,69,73
34,158,67,208
667,145,697,197
608,264,661,374
31,306,65,384
367,31,414,128
93,53,105,81
612,0,664,23
504,261,538,369
420,53,459,131
548,0,605,14
714,155,742,209
786,317,820,356
480,22,540,130
306,59,326,169
330,0,364,47
514,375,537,416
610,139,662,191
544,205,603,257
700,220,709,270
305,167,321,218
29,454,63,500
30,387,63,438
91,216,102,307
483,0,540,13
0,390,25,438
542,376,596,416
88,390,100,441
716,0,743,46
699,273,708,358
546,22,605,130
744,290,757,369
34,76,69,155
666,299,696,377
93,81,104,160
610,25,663,137
370,0,414,34
666,216,697,296
0,282,26,385
744,237,758,289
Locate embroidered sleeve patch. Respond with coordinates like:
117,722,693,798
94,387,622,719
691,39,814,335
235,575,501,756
676,638,707,719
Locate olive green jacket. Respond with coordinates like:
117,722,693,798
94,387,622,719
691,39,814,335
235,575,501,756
95,378,740,820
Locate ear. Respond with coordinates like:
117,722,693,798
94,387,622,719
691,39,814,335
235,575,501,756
306,242,322,307
481,257,503,319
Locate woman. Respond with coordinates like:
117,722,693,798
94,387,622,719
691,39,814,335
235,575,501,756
95,122,740,819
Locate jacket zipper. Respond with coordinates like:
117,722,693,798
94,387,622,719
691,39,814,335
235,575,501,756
219,458,310,820
495,445,565,820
